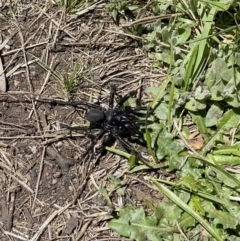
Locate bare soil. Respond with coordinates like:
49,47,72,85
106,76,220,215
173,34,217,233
0,1,165,240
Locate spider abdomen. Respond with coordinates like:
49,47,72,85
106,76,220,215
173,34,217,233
86,109,105,123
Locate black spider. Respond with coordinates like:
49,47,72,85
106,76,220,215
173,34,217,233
64,86,148,159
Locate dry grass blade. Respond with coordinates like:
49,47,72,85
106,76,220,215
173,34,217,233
121,13,183,27
29,204,71,241
0,55,6,92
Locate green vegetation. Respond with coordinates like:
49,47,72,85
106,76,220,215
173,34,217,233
106,0,240,240
54,0,90,13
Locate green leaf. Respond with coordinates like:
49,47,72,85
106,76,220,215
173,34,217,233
155,201,183,222
112,9,118,22
205,103,224,127
203,202,238,229
213,144,240,157
212,58,228,76
154,103,168,120
129,163,166,173
176,25,191,45
190,111,208,134
208,0,232,11
189,195,206,216
153,180,224,241
193,85,211,101
109,206,177,241
183,45,198,90
185,6,216,88
149,123,185,170
129,154,137,170
209,154,240,166
185,98,206,111
202,110,240,153
150,76,171,110
211,165,240,188
99,186,112,206
128,5,139,11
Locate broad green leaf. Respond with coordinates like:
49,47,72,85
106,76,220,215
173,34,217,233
203,202,238,229
189,195,206,216
208,0,232,11
190,111,208,134
205,103,224,127
111,9,118,22
194,85,211,100
155,201,183,222
178,212,196,230
128,155,137,170
185,98,206,111
109,206,178,241
205,59,228,88
128,5,139,11
154,103,168,120
205,154,240,187
212,58,228,79
146,86,162,97
149,123,185,170
209,154,240,166
176,25,191,45
178,175,214,193
212,165,240,188
225,96,240,108
221,69,233,82
202,110,240,153
213,144,240,156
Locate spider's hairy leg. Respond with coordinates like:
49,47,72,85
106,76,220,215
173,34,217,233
117,90,137,107
82,129,106,157
61,125,90,131
115,135,135,153
127,106,148,112
109,85,117,109
122,120,143,136
115,135,149,163
39,99,100,110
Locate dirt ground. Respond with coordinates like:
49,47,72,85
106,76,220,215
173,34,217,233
0,1,165,240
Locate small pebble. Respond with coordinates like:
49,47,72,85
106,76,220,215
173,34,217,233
29,146,37,154
74,154,79,160
55,141,63,148
52,179,58,185
29,170,37,179
53,171,62,178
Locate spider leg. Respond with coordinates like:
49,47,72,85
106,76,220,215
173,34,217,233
123,122,143,137
62,125,90,131
109,85,116,109
41,99,100,110
115,135,151,165
127,106,148,112
115,135,145,158
115,135,135,152
82,129,106,157
126,106,153,116
117,90,137,107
